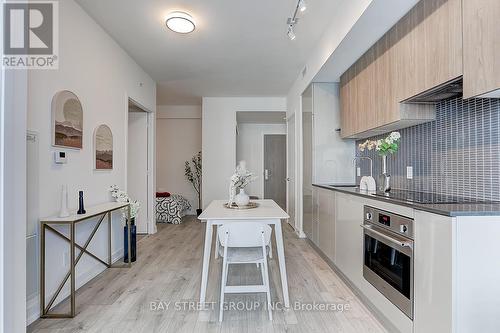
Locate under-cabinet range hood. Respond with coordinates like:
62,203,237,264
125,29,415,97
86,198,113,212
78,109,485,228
402,77,463,104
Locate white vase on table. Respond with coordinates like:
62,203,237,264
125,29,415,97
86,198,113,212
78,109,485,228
59,184,70,218
234,189,250,206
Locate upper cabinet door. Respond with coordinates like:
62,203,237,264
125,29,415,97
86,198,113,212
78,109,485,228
463,0,500,98
398,0,463,101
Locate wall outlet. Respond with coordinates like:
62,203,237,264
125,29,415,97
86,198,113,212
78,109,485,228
357,167,361,177
406,166,413,179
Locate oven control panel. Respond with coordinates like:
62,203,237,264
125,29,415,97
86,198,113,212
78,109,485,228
364,206,414,239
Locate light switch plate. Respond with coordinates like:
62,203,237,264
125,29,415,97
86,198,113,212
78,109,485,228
357,167,361,177
406,166,413,179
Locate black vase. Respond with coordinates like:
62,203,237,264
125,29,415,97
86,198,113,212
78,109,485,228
77,191,86,214
124,220,137,262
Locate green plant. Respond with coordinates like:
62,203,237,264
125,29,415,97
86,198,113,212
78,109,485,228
358,132,401,156
185,151,202,209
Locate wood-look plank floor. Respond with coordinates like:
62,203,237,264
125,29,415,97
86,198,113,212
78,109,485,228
28,216,387,333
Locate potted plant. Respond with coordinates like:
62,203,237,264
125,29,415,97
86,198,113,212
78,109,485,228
109,185,140,262
358,131,401,192
185,152,202,216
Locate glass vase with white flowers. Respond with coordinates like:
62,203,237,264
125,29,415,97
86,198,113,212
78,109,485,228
108,185,141,224
358,132,401,192
228,161,257,207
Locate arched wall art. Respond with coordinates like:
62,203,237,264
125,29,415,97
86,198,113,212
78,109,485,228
94,124,113,170
51,90,83,149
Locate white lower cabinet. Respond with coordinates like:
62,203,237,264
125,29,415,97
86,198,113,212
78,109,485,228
317,188,335,261
311,187,319,245
311,187,335,258
334,193,364,284
413,211,454,333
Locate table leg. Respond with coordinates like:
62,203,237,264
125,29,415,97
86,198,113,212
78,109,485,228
274,219,290,308
200,221,213,304
40,222,46,316
70,222,76,317
108,212,112,267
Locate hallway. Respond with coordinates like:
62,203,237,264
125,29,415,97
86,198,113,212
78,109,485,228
29,218,386,333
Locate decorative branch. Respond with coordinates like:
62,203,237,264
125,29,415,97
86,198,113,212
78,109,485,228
185,151,202,209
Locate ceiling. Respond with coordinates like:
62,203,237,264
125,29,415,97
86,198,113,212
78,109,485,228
75,0,344,105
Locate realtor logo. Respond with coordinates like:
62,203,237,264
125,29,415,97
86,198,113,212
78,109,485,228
3,1,58,69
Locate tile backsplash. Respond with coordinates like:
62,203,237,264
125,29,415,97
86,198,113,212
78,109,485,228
356,97,500,201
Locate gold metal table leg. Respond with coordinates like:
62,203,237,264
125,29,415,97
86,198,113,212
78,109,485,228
40,222,46,317
70,222,75,317
108,211,112,267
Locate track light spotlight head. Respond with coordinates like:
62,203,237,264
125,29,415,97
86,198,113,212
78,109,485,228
298,0,307,12
287,25,296,40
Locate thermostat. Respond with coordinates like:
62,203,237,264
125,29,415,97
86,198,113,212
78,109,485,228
54,151,67,164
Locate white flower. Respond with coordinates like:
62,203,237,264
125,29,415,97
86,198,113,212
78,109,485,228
390,132,401,140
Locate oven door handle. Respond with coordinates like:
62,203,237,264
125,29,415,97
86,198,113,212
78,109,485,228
360,224,413,249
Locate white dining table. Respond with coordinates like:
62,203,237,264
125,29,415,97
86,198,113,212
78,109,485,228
198,199,291,307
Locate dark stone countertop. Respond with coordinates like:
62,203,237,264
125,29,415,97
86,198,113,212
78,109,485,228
312,184,500,217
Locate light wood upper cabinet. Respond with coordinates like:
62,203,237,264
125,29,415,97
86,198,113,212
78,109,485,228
340,0,463,139
463,0,500,98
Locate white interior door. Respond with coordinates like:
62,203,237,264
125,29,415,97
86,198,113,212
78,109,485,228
128,112,149,233
286,115,295,229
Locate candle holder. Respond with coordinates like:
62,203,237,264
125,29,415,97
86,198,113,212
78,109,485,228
77,191,86,214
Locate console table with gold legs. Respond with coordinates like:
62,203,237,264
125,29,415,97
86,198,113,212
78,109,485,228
40,202,132,318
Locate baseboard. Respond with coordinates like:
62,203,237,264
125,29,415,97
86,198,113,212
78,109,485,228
26,247,124,326
306,239,399,333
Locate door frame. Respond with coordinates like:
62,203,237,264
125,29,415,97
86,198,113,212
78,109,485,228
125,96,156,235
262,133,286,203
285,113,297,231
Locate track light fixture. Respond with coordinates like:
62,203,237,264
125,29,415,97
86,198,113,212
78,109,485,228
286,0,307,40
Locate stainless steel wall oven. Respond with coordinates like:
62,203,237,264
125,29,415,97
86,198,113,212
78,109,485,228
362,206,414,319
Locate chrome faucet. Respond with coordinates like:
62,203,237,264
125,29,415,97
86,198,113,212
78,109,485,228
352,156,373,177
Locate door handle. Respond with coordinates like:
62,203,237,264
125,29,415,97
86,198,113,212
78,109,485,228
360,224,413,248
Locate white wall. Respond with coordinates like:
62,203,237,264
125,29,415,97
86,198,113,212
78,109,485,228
1,2,27,331
202,97,286,207
26,0,155,324
156,105,202,213
2,70,28,333
236,123,287,199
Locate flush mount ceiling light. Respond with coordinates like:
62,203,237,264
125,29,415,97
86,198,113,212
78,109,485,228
165,11,195,34
286,0,307,40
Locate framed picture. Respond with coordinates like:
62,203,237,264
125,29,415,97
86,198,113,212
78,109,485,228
51,90,83,149
94,124,113,170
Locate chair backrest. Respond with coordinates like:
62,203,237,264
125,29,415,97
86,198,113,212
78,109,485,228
218,222,272,248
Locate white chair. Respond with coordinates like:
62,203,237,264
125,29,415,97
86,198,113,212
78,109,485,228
217,222,273,322
215,225,273,259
